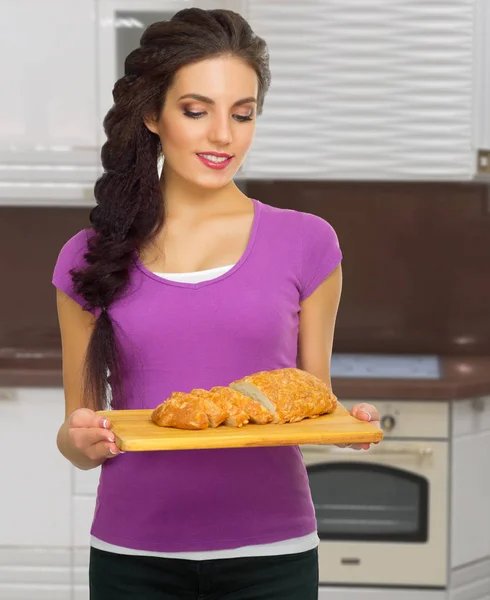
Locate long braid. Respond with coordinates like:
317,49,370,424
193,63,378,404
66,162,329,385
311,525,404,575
69,8,271,412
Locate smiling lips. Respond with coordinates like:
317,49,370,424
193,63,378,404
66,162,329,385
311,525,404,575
196,152,233,170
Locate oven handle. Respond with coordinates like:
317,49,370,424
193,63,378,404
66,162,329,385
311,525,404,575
301,445,434,457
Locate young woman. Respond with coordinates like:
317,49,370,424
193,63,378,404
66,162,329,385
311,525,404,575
53,8,379,599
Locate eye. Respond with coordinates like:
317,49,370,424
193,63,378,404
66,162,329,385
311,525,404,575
183,109,254,122
234,114,254,122
183,110,205,119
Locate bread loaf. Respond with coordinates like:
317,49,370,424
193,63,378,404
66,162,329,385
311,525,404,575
229,368,337,424
151,368,337,430
209,386,274,425
151,391,226,430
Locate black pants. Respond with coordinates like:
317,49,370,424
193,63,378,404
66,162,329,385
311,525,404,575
89,546,319,600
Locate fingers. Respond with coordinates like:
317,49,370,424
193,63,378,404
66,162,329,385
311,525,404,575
335,442,372,451
351,402,380,423
68,413,124,461
69,408,112,431
351,404,372,421
87,439,124,460
342,403,381,451
351,443,371,451
88,427,118,447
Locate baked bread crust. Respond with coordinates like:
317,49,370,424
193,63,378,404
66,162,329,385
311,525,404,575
230,368,337,424
151,368,337,430
209,386,274,425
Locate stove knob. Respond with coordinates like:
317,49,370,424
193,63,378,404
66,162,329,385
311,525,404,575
381,415,396,431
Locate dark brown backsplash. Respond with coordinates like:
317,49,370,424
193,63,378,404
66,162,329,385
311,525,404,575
247,181,490,356
1,180,489,355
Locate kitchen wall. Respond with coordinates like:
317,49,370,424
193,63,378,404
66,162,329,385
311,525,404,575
1,179,489,356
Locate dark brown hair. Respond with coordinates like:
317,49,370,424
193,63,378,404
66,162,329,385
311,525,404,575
70,8,271,412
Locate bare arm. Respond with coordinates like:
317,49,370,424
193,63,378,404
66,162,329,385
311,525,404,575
297,265,379,449
55,289,121,470
297,264,342,387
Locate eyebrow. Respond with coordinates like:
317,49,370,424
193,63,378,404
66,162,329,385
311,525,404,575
177,93,257,107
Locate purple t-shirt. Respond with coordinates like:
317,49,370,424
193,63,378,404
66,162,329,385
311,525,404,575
52,198,342,552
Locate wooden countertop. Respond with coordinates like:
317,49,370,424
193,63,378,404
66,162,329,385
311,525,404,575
0,346,489,400
332,356,490,400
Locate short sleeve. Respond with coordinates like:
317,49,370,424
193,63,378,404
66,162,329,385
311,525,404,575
299,212,342,301
52,228,96,312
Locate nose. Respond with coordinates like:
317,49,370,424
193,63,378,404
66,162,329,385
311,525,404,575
208,113,233,146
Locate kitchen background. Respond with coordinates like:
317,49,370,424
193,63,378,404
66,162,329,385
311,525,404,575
1,1,489,599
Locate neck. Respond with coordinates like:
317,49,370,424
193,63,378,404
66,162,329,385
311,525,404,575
160,164,243,220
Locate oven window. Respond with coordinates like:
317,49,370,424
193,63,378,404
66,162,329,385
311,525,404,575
307,463,429,542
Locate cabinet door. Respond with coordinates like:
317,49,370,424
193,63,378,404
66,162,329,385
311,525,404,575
474,0,490,159
318,588,446,600
73,468,100,600
245,0,326,179
0,0,98,205
0,386,71,547
247,0,474,181
451,397,490,567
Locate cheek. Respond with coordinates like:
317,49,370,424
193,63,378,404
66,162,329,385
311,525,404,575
161,119,200,154
235,124,256,153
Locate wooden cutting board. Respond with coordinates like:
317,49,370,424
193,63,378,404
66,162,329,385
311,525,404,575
97,403,383,451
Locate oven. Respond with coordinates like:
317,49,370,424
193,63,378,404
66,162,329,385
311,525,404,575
300,355,450,588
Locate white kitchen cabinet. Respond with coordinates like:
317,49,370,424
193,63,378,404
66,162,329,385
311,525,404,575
72,465,100,599
318,588,445,600
244,0,326,179
0,386,71,599
450,557,490,600
73,468,100,546
318,558,490,600
0,0,99,205
0,548,71,600
247,0,476,181
474,0,490,156
450,397,490,568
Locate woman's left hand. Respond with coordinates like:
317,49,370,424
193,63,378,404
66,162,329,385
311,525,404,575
336,403,380,451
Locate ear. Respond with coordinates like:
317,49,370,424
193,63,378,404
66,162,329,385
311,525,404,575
143,113,159,135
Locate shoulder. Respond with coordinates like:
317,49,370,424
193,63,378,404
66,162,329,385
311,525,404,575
53,228,97,283
256,199,339,243
59,228,95,255
52,228,99,311
257,206,342,303
55,228,96,266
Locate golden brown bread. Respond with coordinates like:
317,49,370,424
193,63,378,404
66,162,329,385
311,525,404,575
151,368,337,430
209,386,274,425
151,392,208,430
229,368,337,424
151,391,226,430
186,389,228,427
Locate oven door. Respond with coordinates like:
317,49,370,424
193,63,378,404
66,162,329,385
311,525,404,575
300,441,448,588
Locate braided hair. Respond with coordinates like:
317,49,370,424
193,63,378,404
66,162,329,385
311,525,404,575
70,8,271,411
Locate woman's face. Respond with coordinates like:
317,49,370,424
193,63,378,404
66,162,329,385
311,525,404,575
145,55,258,190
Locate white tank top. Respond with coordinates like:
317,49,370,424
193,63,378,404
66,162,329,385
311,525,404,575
90,263,319,560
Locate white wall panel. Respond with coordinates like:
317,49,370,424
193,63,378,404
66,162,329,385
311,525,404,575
248,0,474,180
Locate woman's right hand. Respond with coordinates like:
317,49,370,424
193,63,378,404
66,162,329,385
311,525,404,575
67,408,124,462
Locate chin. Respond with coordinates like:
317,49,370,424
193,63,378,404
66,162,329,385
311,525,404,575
188,174,237,190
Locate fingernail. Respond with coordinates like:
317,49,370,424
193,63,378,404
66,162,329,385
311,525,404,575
359,409,372,421
103,419,109,429
109,448,118,455
107,437,115,443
